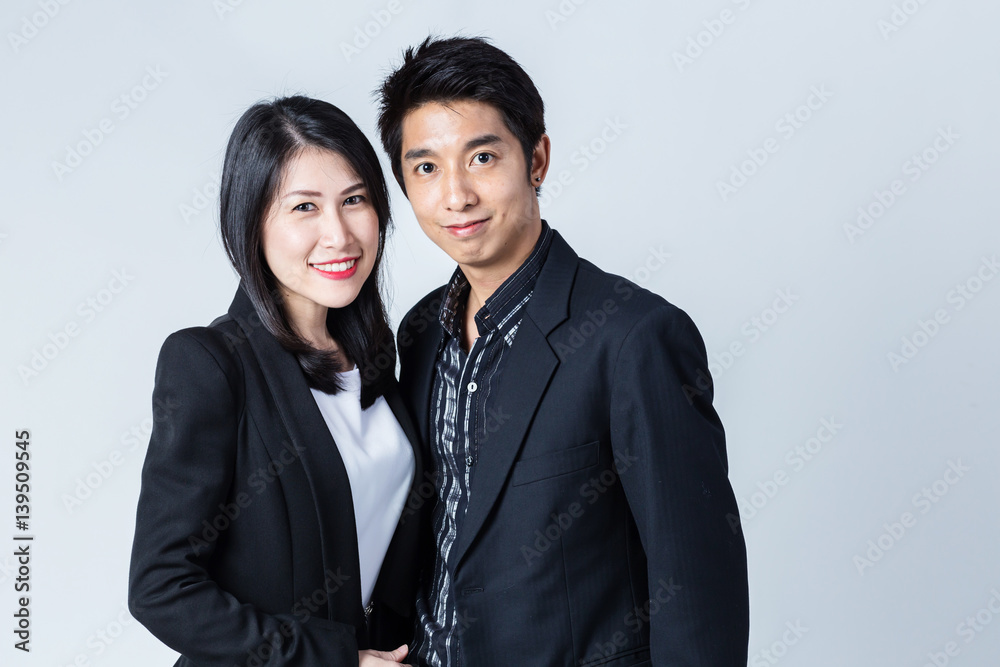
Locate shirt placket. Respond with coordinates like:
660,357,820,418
457,339,486,492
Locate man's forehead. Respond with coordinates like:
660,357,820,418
401,100,512,151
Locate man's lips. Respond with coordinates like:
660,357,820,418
444,218,489,237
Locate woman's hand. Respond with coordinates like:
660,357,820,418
359,644,410,666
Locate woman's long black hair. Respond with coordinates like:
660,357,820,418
219,95,395,408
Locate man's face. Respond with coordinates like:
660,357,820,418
399,100,546,278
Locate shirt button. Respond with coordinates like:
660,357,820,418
465,455,474,466
467,381,478,393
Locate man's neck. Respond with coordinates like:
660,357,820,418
457,221,544,351
461,223,543,310
459,272,505,353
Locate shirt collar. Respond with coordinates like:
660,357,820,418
438,220,554,339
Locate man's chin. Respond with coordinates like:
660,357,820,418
435,236,487,264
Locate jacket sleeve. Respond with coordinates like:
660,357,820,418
609,306,749,666
128,329,359,666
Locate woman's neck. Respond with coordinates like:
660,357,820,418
283,291,336,349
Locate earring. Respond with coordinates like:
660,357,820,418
535,177,541,182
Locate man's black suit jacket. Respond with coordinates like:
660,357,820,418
129,284,422,666
397,230,749,666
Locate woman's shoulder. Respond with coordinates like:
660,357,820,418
157,316,245,380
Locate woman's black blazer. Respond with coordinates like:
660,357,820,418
128,284,423,666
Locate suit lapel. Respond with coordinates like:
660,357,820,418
449,316,559,572
402,304,445,449
227,285,364,627
449,232,579,572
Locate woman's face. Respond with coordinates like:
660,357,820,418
261,148,380,321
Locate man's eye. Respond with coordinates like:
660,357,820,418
417,163,435,174
474,153,493,164
293,202,317,212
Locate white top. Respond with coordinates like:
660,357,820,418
309,368,415,607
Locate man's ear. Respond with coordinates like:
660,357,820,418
530,134,552,185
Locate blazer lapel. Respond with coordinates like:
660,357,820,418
371,379,424,616
449,232,579,573
383,380,422,478
227,285,365,628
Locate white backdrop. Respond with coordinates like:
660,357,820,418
2,1,999,665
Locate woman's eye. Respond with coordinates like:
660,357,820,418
474,153,493,165
344,195,365,206
293,202,317,212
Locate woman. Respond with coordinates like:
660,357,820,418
129,96,420,666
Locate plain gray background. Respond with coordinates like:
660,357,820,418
2,0,998,664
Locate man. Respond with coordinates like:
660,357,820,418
377,37,749,666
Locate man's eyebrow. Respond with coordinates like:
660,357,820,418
402,134,505,163
465,134,503,151
403,147,434,162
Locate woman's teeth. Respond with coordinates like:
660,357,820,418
313,258,357,272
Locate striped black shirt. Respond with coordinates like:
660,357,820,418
412,221,554,666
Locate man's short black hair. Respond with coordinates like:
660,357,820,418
376,36,546,195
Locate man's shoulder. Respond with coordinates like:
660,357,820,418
571,255,683,325
557,255,709,376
